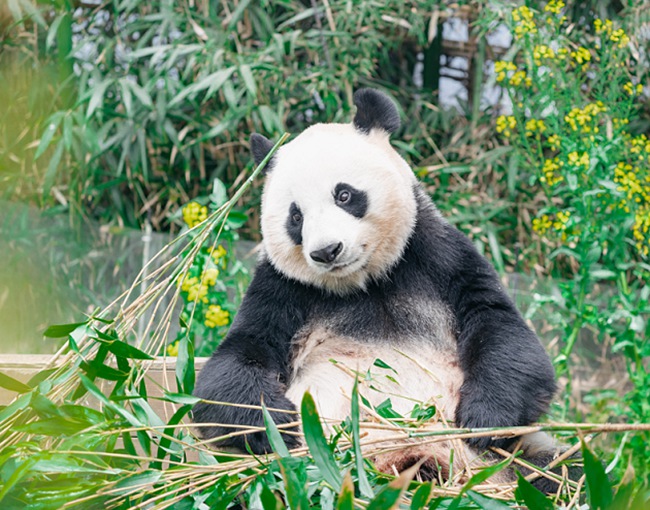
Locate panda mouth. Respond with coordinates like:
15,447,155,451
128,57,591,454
328,257,362,273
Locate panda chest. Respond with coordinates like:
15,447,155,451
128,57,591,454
284,295,463,422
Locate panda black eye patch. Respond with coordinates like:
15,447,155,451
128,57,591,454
333,183,368,218
285,202,303,245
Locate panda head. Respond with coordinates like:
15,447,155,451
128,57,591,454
254,89,418,294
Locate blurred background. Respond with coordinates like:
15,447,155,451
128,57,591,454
0,0,649,477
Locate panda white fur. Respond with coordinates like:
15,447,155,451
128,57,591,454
193,89,559,488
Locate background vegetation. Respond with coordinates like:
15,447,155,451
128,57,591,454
0,0,649,508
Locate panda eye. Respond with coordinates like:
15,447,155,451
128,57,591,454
337,190,351,203
292,212,302,223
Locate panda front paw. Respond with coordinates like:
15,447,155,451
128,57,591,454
257,401,302,453
192,392,299,454
455,363,556,451
245,419,301,454
455,382,523,450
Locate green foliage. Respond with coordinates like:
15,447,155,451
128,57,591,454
167,179,250,358
494,3,650,480
6,0,461,228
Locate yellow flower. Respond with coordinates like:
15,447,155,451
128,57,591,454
512,6,537,37
167,341,179,357
564,103,606,132
210,245,228,265
633,206,650,257
570,47,591,66
187,283,209,304
624,82,644,96
533,214,552,235
541,158,563,186
509,70,531,87
496,115,517,137
594,19,613,35
205,305,230,328
533,45,555,66
202,267,219,287
610,28,630,48
568,151,590,169
182,202,208,228
553,210,571,230
179,275,199,292
544,0,565,14
547,134,560,151
629,134,650,156
495,61,517,82
613,117,630,128
525,118,547,136
614,162,647,203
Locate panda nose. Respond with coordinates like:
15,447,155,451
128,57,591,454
310,242,343,264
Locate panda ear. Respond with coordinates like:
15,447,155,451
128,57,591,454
250,133,276,173
353,88,400,136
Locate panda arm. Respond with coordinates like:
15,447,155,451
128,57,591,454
441,226,557,449
192,260,309,454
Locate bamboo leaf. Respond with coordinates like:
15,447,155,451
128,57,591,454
367,462,420,510
515,472,553,510
168,68,234,107
78,374,143,427
0,456,39,504
336,472,355,510
80,360,129,382
466,490,512,509
351,379,374,499
205,67,237,100
162,392,200,405
175,336,195,394
127,80,153,108
17,417,91,436
279,458,309,510
30,393,62,418
43,321,87,338
227,0,253,29
240,64,257,96
152,404,193,469
410,482,433,510
119,79,133,117
262,402,290,458
92,332,153,360
87,79,113,118
0,393,30,422
0,372,32,394
583,441,613,510
34,112,64,160
460,456,513,495
46,13,65,50
113,470,163,496
301,391,342,491
42,140,64,198
260,483,283,510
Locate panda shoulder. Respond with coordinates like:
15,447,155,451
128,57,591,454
407,189,492,275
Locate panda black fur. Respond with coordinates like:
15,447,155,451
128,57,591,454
193,89,559,487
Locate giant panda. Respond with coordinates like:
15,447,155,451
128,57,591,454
192,88,560,488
